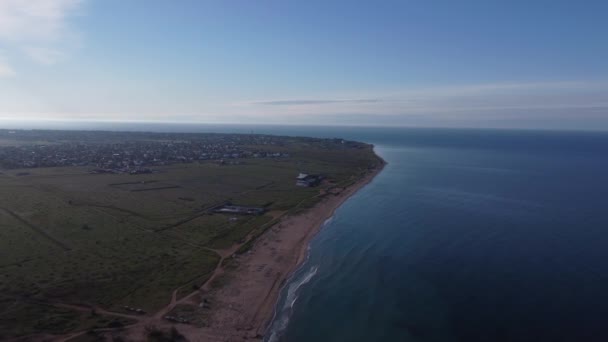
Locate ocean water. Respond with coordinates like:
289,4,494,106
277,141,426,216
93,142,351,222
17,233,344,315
261,127,608,342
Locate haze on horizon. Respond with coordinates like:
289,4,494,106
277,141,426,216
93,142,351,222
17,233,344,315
0,0,606,130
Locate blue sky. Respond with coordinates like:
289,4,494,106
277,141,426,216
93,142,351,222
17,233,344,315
0,0,607,129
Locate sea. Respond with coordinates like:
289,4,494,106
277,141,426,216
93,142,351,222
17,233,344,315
5,121,608,341
258,127,608,342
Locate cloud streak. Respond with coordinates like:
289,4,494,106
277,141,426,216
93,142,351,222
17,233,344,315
254,98,380,106
0,0,83,70
23,46,66,65
1,79,607,130
0,0,82,41
0,53,15,77
250,82,608,113
240,81,608,128
0,61,15,76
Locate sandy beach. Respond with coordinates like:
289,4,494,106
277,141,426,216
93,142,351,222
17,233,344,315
46,157,385,342
186,159,386,341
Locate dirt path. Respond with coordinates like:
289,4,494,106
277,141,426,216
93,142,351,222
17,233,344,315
0,206,71,251
24,228,257,342
22,163,384,341
53,303,143,321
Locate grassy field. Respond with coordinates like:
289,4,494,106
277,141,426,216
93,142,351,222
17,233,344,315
0,132,382,339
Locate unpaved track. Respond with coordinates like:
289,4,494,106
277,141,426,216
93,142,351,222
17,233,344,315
11,163,384,342
0,206,70,251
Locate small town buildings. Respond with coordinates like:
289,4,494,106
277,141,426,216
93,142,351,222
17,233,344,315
213,204,266,215
296,173,322,187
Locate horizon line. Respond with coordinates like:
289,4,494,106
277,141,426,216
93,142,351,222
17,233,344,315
1,118,607,134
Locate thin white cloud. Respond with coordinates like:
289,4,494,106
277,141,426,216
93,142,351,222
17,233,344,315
22,46,66,65
1,80,607,130
243,81,608,120
0,52,15,76
0,60,15,76
0,0,83,70
0,0,82,41
390,81,596,98
253,98,380,106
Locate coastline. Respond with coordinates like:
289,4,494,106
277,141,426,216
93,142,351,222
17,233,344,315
47,151,385,342
194,153,386,341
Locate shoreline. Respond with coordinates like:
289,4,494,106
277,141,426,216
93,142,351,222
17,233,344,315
41,151,385,342
193,153,386,341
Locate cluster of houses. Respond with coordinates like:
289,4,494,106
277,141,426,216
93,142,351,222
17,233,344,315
0,139,290,170
212,203,267,216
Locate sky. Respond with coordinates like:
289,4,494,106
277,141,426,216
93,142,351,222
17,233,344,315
0,0,607,130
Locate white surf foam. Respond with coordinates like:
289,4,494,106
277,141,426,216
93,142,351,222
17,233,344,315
266,265,319,342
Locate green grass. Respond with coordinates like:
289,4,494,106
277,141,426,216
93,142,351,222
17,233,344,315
0,136,381,339
0,300,137,339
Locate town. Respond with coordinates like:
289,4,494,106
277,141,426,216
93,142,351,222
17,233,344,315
0,130,292,170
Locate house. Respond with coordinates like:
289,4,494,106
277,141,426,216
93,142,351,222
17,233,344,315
296,172,322,187
213,204,266,215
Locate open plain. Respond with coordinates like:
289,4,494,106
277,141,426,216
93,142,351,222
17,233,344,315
0,130,382,341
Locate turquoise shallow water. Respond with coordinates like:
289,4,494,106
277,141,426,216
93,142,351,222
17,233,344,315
260,127,608,342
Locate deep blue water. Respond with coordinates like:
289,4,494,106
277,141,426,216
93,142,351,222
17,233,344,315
6,121,608,341
261,127,608,342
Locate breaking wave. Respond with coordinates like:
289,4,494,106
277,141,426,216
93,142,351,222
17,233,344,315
266,265,319,342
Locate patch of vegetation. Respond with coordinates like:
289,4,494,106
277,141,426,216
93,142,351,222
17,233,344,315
146,326,187,342
0,301,136,339
0,131,382,338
